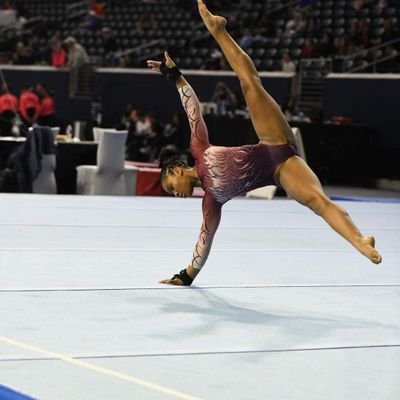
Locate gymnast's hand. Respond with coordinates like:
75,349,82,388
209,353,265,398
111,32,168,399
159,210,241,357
159,266,199,286
159,276,185,286
147,51,176,73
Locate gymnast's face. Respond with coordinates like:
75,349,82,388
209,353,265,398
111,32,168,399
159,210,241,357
162,167,194,198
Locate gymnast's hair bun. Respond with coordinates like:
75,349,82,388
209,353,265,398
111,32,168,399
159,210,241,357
159,147,180,169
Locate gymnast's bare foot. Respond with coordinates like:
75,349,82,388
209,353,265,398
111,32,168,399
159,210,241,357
197,0,226,35
356,235,382,264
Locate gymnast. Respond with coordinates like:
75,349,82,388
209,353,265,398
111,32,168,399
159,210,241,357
146,0,382,286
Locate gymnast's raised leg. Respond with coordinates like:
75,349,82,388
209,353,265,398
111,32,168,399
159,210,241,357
197,0,381,264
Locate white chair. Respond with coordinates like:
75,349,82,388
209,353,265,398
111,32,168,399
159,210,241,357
246,127,307,200
32,127,59,194
292,127,307,162
92,126,102,142
76,128,138,195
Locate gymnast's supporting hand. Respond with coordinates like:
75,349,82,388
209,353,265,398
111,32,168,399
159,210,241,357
159,268,196,286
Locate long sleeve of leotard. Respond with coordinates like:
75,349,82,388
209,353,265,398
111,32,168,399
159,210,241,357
189,193,222,271
178,84,210,159
178,84,219,271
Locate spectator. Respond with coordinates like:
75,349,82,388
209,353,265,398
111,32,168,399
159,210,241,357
125,109,151,161
232,89,246,111
217,56,230,71
226,15,241,37
334,35,352,57
281,51,296,72
14,10,27,33
35,83,56,126
134,109,151,136
49,31,62,44
89,0,106,18
83,11,99,31
64,37,89,69
211,82,237,115
118,53,135,68
12,41,33,65
375,0,388,15
301,38,316,58
116,102,137,130
100,26,119,66
207,48,230,70
284,9,307,38
281,95,310,122
139,113,163,161
162,112,184,150
2,1,13,10
317,32,335,57
353,0,367,11
135,14,157,32
256,15,274,38
238,28,254,49
358,19,370,48
298,1,316,33
349,20,362,47
50,39,66,68
370,18,400,49
19,87,40,127
64,36,89,96
101,26,119,53
0,84,18,135
83,0,106,30
0,30,17,56
381,19,399,42
0,52,10,64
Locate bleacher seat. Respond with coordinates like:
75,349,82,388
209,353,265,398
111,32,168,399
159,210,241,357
266,48,278,58
261,59,274,71
291,48,302,58
11,0,400,73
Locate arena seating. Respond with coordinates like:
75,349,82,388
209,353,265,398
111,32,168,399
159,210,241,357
5,0,400,72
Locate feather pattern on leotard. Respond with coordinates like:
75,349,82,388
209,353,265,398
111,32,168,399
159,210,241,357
202,146,262,204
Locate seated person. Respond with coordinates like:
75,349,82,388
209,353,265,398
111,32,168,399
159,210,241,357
211,81,237,115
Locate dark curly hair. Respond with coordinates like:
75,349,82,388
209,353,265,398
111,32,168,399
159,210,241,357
159,147,186,178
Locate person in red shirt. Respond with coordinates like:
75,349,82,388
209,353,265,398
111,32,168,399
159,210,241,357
301,38,316,58
90,1,105,17
0,84,18,135
19,87,40,127
2,1,13,10
50,39,66,68
35,83,56,126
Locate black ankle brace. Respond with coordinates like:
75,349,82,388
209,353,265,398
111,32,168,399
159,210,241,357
172,269,194,286
160,61,182,82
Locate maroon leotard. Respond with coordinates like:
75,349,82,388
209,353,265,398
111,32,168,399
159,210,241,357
179,85,297,271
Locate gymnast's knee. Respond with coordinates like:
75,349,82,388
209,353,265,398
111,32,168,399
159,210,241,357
239,74,261,95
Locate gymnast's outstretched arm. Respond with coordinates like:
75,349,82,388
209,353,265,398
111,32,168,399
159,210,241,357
147,52,223,285
147,52,210,159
